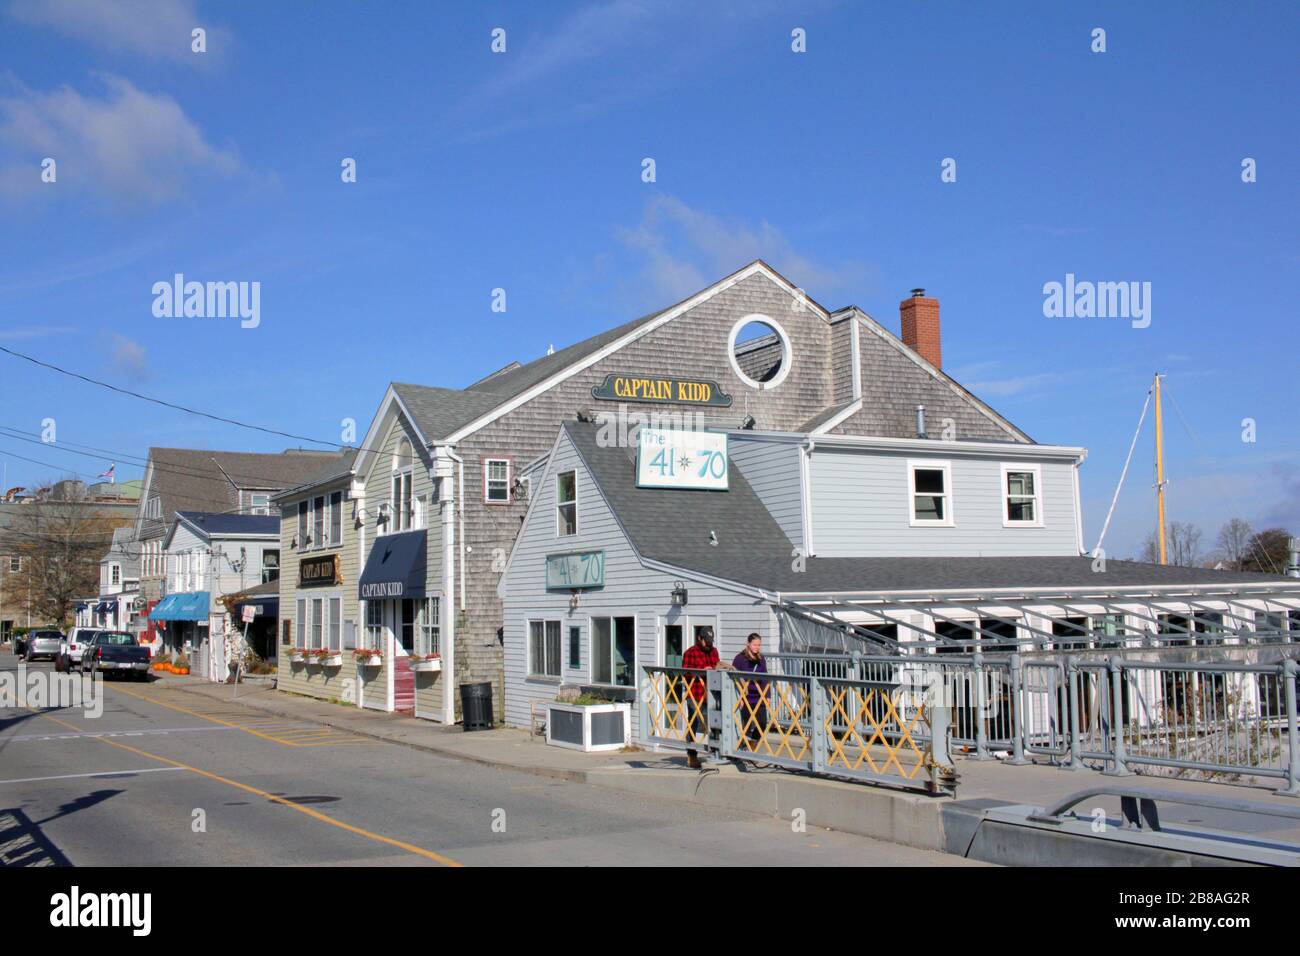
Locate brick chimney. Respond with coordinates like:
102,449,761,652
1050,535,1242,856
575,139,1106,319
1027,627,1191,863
899,288,941,369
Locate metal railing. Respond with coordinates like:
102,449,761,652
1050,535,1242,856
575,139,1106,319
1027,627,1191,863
755,650,1300,795
641,664,958,795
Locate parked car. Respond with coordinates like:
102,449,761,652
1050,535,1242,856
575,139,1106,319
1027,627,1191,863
58,627,100,672
80,631,151,680
23,629,64,662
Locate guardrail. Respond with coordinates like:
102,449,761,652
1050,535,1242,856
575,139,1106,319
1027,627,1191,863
756,651,1300,795
641,663,958,795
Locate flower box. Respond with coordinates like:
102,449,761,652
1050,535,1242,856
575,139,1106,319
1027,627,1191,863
316,654,343,667
545,702,631,752
353,651,382,667
410,657,442,673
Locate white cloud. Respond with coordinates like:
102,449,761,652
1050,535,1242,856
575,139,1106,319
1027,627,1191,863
108,332,148,379
0,74,238,202
8,0,226,62
617,195,869,302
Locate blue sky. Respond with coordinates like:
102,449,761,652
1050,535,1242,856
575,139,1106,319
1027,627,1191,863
0,0,1296,559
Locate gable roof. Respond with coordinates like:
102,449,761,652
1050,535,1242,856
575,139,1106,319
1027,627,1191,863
139,447,355,538
561,421,1294,598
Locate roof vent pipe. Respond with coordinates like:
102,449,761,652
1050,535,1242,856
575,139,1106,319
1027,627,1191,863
916,404,927,439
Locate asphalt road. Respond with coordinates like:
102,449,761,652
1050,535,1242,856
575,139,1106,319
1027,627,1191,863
0,654,979,866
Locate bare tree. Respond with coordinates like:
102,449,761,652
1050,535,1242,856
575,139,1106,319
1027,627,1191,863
1140,521,1203,567
0,479,128,628
1216,518,1254,571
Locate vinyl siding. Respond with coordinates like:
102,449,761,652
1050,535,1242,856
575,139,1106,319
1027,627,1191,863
275,476,362,705
501,432,777,737
808,448,1081,557
728,436,802,547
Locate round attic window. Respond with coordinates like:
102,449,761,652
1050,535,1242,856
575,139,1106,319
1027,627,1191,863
728,314,791,390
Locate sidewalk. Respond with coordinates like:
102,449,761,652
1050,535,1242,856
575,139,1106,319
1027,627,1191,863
158,674,1300,859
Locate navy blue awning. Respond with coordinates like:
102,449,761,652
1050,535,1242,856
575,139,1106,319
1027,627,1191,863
358,531,426,600
234,597,279,620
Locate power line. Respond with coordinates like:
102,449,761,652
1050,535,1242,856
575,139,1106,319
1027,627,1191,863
0,345,340,448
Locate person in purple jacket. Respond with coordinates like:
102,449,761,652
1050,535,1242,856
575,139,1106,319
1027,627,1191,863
732,633,769,745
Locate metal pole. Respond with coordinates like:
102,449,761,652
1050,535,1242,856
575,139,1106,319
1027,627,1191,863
972,651,989,760
1105,655,1133,776
1065,657,1082,771
1280,659,1299,797
1154,372,1168,565
1008,652,1029,765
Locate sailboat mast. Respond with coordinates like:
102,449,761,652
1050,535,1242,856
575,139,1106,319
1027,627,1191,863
1154,372,1167,565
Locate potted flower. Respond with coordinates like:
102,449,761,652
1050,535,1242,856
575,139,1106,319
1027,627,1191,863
409,653,441,673
290,646,308,663
353,647,382,667
315,647,343,667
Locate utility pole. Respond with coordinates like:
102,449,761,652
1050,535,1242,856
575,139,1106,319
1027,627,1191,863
1153,372,1168,565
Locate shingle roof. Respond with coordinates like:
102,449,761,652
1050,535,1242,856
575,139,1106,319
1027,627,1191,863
143,447,355,536
175,512,280,537
563,421,1298,596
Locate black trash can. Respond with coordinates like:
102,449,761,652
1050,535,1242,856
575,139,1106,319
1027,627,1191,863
459,681,494,731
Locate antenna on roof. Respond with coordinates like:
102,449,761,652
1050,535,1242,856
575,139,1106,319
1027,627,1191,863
546,344,555,356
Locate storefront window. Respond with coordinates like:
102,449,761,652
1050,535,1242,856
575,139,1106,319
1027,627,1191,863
399,599,415,652
329,597,341,651
311,598,323,649
592,616,635,686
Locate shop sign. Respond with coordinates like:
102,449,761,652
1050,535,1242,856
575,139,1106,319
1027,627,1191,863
636,428,729,491
546,551,605,590
299,553,340,587
591,373,732,407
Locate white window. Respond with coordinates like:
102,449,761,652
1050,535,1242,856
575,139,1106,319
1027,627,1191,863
111,563,121,586
262,549,279,584
364,600,384,650
310,597,323,649
528,620,561,678
297,501,308,551
592,616,636,687
10,555,21,572
329,491,343,544
419,597,440,655
908,461,953,527
328,597,342,652
485,459,511,503
297,598,307,648
1002,463,1043,527
312,496,325,548
245,491,271,515
388,438,415,533
556,470,577,536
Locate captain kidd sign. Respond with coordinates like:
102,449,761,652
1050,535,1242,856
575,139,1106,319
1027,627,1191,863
636,428,729,491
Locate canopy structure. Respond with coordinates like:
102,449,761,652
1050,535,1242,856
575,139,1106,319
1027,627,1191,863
358,530,427,600
149,592,210,622
776,581,1300,654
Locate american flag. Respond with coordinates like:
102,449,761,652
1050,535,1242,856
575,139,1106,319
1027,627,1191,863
98,463,115,482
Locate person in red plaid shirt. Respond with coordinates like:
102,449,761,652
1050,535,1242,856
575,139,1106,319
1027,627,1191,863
682,628,719,769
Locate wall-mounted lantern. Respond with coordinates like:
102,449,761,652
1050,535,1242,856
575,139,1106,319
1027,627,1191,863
670,581,688,607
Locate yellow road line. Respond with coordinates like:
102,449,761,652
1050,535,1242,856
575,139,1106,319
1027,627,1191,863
31,709,462,867
111,684,370,748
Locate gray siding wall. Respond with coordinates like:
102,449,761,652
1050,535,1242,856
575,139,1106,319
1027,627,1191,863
808,448,1081,557
500,432,778,737
728,436,802,547
458,273,833,720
